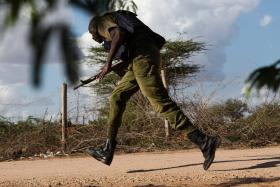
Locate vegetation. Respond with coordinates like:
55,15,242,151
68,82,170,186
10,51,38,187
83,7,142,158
1,98,280,161
85,39,205,99
1,0,279,161
246,60,280,94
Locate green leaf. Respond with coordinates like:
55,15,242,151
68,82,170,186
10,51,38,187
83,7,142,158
246,60,280,94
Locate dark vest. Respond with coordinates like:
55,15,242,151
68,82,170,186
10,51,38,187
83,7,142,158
102,10,166,61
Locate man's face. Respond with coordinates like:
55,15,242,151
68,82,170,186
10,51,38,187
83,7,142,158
89,28,103,43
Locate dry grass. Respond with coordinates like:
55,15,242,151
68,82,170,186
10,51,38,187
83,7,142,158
1,92,280,161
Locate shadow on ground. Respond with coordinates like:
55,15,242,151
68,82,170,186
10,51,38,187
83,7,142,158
213,177,280,187
130,177,280,187
127,162,202,173
133,185,168,187
127,156,280,173
213,156,280,172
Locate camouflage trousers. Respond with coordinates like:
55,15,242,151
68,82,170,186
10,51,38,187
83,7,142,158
107,43,195,140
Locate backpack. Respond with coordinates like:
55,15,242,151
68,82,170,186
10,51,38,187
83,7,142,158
103,10,166,61
114,10,166,49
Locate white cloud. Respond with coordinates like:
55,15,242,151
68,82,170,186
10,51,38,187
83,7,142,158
0,1,264,119
259,14,272,27
76,31,100,63
0,19,32,64
0,0,75,65
0,1,99,120
243,87,280,107
77,32,98,49
41,0,72,26
134,0,261,81
0,85,19,103
0,2,72,84
0,84,54,119
76,32,103,78
0,64,29,85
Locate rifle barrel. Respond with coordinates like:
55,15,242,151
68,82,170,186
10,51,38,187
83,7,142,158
73,62,126,90
73,76,97,90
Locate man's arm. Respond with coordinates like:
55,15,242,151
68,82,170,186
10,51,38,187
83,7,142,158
111,61,128,77
96,27,125,80
73,61,128,90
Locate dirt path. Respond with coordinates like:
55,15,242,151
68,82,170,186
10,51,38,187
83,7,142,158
0,146,280,187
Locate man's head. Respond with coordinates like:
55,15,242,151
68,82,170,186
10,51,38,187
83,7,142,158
88,16,103,43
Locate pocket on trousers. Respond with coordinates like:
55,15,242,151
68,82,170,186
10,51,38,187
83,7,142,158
132,55,152,77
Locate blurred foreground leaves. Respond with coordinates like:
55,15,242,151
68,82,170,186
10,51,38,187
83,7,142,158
246,60,280,95
2,0,280,97
1,0,136,87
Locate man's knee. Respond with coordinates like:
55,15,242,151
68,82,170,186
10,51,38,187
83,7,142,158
109,93,120,105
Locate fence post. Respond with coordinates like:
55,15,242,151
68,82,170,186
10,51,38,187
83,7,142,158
61,83,67,153
160,58,170,137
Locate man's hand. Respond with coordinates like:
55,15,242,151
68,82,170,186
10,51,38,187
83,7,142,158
96,63,112,80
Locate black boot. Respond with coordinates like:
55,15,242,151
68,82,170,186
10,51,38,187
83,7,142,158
187,129,221,170
86,139,117,166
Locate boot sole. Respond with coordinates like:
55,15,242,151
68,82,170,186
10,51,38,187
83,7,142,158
203,137,221,170
86,149,112,166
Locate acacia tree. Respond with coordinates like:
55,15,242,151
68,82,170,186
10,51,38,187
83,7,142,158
84,39,205,132
162,40,205,97
85,40,205,99
83,40,206,128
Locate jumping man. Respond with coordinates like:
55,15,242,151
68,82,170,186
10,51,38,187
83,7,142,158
86,10,221,170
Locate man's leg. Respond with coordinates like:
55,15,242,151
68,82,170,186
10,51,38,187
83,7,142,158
132,44,220,170
132,45,193,131
87,69,139,165
107,70,139,140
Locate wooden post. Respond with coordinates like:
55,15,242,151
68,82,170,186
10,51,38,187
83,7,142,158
75,90,80,124
61,83,67,152
160,58,170,137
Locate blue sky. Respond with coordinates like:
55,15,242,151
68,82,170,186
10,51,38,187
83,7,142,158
221,0,280,98
225,0,280,76
71,6,92,36
0,0,280,120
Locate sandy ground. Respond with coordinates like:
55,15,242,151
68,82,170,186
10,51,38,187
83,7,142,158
0,146,280,187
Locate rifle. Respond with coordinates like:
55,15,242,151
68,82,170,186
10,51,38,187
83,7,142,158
73,61,128,90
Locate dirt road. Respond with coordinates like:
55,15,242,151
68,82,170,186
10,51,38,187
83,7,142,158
0,146,280,187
